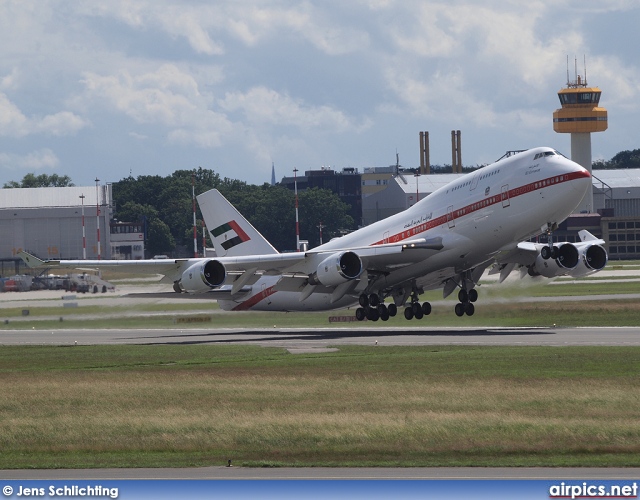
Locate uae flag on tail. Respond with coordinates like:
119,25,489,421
211,220,251,250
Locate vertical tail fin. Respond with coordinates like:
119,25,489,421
197,189,279,257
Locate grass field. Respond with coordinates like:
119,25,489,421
1,266,640,469
0,344,639,469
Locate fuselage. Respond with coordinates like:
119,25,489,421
220,147,591,311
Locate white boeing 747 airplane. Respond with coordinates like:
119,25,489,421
20,147,607,321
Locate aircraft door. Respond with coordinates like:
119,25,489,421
383,231,389,244
470,172,479,191
447,205,455,228
501,185,510,208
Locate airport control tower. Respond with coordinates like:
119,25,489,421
553,61,607,213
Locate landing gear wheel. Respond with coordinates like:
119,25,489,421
412,302,422,315
421,302,432,315
379,307,390,321
404,307,414,320
458,289,468,303
355,307,366,321
468,289,478,303
369,293,380,307
454,302,465,317
358,294,369,307
367,307,380,321
465,302,475,316
414,308,424,320
542,246,559,260
388,303,398,317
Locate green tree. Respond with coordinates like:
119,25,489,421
3,173,74,188
114,201,159,223
147,218,175,256
298,188,355,247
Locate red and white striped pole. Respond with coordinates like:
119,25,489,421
294,168,300,252
192,172,198,258
79,194,86,259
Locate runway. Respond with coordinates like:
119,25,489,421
2,466,640,480
1,325,640,348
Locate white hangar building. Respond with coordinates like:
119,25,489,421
0,185,116,268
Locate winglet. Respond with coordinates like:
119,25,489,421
17,251,47,268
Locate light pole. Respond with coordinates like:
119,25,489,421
414,172,421,203
318,221,324,245
79,194,86,260
95,178,101,260
294,168,300,252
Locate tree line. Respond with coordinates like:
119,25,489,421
592,149,640,170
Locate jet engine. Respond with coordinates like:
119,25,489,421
568,243,608,277
528,243,580,278
177,260,227,293
309,251,363,287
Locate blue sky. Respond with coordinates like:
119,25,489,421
1,1,638,188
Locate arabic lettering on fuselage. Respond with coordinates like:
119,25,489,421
404,212,433,229
525,163,540,176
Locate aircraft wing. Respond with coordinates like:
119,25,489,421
18,251,196,284
18,236,443,295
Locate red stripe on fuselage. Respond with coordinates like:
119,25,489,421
371,170,589,246
232,285,276,311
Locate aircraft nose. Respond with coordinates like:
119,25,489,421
566,161,591,193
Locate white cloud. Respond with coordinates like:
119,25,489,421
0,93,86,138
220,86,368,132
0,149,60,171
80,64,234,147
0,92,29,136
0,68,20,91
36,112,90,137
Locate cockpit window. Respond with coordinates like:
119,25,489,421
533,151,557,160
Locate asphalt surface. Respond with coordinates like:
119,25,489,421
1,467,639,480
1,325,640,348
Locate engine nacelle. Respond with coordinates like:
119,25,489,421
178,260,227,293
568,244,608,277
310,251,362,287
528,243,580,278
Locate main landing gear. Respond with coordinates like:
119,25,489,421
355,291,432,321
355,293,398,322
402,291,432,321
454,288,477,317
354,284,478,321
